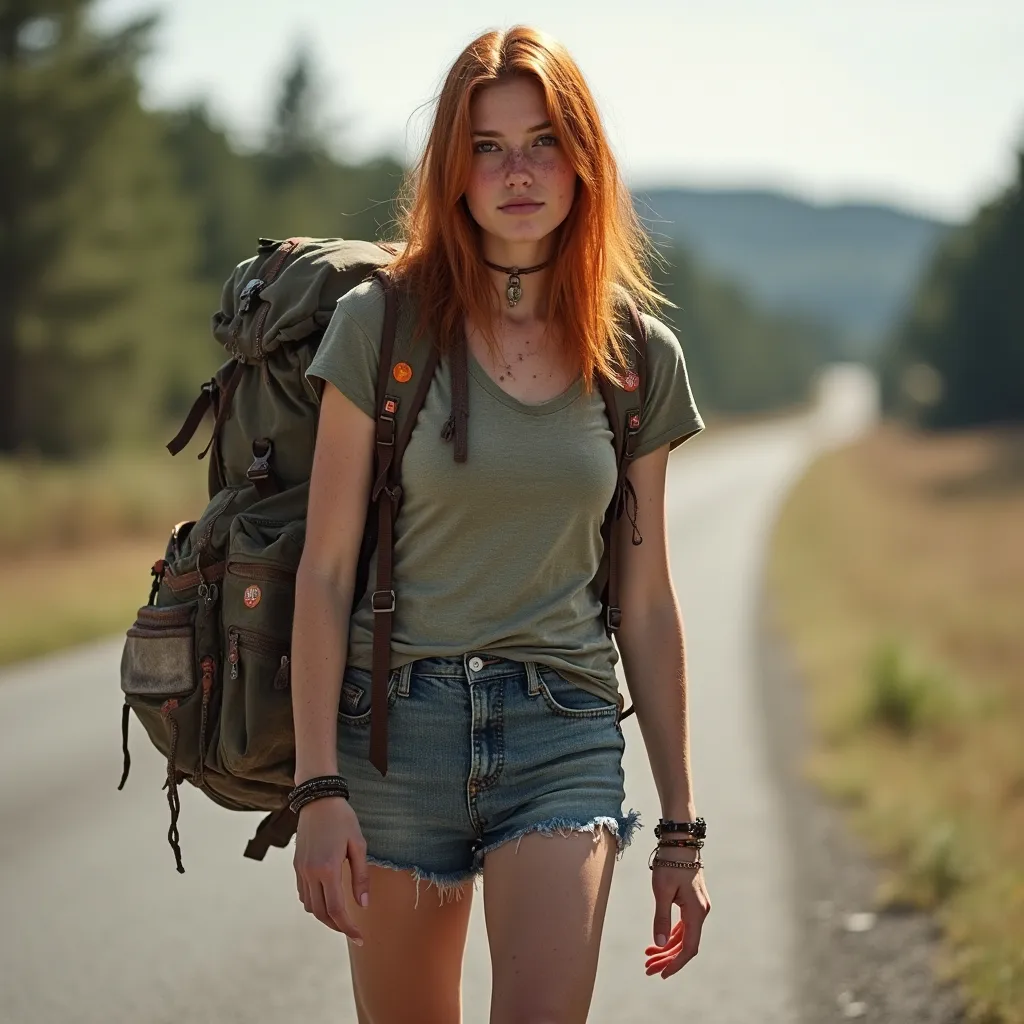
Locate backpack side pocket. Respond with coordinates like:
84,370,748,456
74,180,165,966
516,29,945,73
120,600,214,872
219,511,304,787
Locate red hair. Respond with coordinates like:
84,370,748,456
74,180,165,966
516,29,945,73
388,25,664,388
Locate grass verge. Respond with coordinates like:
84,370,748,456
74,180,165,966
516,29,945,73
769,423,1024,1023
0,450,209,668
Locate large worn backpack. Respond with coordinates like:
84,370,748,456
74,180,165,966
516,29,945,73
117,236,648,873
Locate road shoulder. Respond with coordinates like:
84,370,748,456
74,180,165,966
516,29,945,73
757,588,967,1023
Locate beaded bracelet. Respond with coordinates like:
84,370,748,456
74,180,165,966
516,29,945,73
288,774,350,814
658,837,704,850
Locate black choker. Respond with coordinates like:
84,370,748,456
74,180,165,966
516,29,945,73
483,258,552,308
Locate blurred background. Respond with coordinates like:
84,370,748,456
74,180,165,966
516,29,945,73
1,1,1021,1020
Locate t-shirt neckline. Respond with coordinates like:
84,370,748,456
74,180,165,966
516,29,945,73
465,347,583,416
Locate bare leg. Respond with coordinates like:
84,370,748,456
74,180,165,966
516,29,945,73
483,827,617,1024
341,859,475,1024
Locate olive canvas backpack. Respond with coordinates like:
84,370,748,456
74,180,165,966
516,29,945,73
116,236,649,872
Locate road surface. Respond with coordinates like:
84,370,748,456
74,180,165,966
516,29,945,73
0,365,877,1023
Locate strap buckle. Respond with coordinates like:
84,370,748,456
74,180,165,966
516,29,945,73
246,438,273,482
606,606,622,633
376,395,399,446
371,590,396,614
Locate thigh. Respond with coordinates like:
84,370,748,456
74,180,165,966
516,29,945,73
342,857,475,1024
483,828,617,1024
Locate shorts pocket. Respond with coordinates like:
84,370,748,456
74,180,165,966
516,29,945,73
338,665,401,726
533,664,619,718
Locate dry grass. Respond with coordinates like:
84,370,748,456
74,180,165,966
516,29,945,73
0,451,209,556
0,450,209,667
770,423,1024,1023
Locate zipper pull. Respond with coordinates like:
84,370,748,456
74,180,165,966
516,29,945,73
274,654,291,690
228,630,240,680
200,656,215,696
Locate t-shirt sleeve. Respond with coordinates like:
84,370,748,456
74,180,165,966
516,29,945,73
630,313,705,459
303,278,385,418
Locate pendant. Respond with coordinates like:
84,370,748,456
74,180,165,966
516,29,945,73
506,269,522,307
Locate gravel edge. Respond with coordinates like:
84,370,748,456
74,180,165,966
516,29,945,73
756,587,969,1023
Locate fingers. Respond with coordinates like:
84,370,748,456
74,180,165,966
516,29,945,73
308,877,342,932
646,878,712,979
322,874,363,944
652,887,674,950
347,835,371,910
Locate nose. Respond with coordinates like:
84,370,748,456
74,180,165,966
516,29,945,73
503,148,532,187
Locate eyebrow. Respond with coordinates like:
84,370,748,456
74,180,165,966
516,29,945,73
471,121,552,138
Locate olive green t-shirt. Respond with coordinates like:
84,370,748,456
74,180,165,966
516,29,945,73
304,279,704,706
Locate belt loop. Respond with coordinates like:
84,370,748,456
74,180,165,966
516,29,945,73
524,661,542,697
397,661,413,697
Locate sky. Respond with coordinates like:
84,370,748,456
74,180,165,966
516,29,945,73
94,0,1024,222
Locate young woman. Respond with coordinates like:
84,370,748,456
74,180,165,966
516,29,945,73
291,24,710,1023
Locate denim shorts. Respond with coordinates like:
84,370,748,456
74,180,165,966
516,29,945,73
337,653,642,907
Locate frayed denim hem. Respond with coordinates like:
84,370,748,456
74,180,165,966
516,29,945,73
471,809,643,872
365,854,477,910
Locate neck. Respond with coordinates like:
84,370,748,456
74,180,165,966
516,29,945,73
481,238,555,321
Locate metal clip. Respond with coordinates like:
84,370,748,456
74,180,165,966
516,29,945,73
238,278,266,316
247,439,273,482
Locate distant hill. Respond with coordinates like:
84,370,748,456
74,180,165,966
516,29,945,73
632,188,952,355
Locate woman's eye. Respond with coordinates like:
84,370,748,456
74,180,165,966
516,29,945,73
535,135,558,147
474,141,499,154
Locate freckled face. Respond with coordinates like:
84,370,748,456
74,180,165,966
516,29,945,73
464,76,577,248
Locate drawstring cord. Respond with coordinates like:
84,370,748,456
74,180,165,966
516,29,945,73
117,703,131,790
620,477,643,546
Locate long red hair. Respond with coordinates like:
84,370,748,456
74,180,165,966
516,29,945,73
388,25,664,388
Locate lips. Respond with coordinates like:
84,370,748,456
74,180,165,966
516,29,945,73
500,198,543,209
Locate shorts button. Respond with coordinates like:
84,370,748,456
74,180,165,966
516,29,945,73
468,656,484,672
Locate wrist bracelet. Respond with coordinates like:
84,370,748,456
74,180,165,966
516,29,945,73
658,837,704,849
648,847,703,870
654,816,707,840
288,774,350,814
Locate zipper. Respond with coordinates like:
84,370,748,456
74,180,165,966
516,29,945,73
194,657,215,786
194,486,241,607
226,561,295,583
228,626,290,684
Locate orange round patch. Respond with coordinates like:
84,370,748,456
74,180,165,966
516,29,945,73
621,370,640,392
243,585,262,609
393,362,413,383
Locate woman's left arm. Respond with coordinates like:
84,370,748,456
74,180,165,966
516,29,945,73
615,443,695,822
614,442,711,977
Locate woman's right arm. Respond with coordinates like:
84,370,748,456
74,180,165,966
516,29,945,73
291,378,376,938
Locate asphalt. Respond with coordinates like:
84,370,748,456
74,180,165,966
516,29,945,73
0,366,878,1023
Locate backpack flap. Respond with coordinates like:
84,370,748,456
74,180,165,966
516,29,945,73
211,238,403,362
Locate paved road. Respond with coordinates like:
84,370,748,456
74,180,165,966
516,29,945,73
0,366,876,1024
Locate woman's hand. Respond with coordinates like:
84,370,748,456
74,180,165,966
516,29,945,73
645,865,712,978
293,796,370,942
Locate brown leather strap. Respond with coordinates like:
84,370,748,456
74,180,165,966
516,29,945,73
198,359,246,461
599,297,648,721
368,271,400,776
243,805,299,860
449,325,469,463
166,378,217,456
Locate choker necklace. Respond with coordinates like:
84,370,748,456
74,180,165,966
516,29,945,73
483,258,552,308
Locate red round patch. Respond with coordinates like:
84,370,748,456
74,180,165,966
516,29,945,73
243,585,262,609
392,362,413,383
621,370,640,392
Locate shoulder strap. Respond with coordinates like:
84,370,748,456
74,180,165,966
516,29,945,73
367,269,440,776
597,295,648,722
